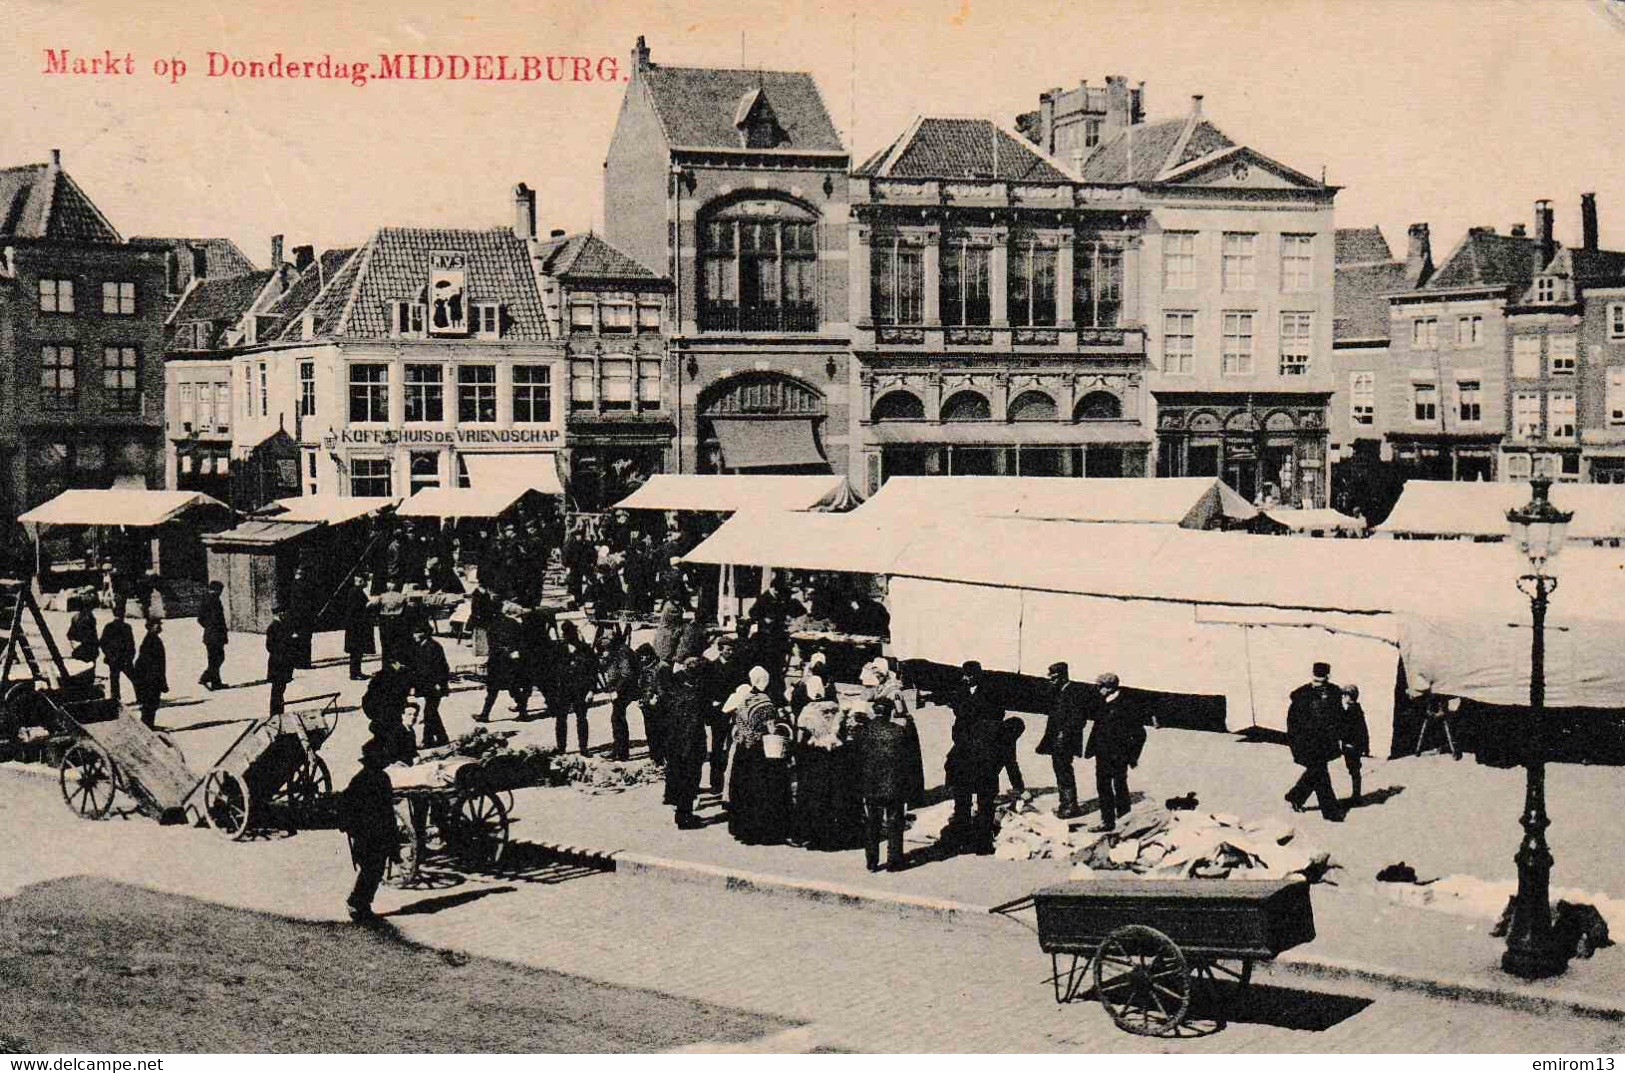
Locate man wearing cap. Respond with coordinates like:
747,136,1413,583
1037,662,1094,820
98,601,137,703
663,658,709,828
1285,661,1347,821
132,618,168,729
265,605,299,717
1085,672,1146,833
946,661,1003,853
197,580,228,690
339,735,401,922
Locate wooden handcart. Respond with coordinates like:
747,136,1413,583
385,756,512,887
993,878,1315,1037
190,693,341,839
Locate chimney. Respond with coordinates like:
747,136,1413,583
1536,199,1556,265
513,182,536,240
49,148,61,168
1404,223,1433,287
1581,192,1599,251
1103,75,1136,138
631,35,651,78
189,244,208,281
270,234,284,267
1190,94,1204,118
165,249,181,294
1038,90,1057,154
549,228,567,239
1510,223,1527,237
293,244,315,271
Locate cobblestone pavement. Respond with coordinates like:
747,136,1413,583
5,768,1624,1053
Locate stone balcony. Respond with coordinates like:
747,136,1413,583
860,322,1145,355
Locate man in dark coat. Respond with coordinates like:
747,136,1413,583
339,734,400,922
340,574,375,681
66,591,99,665
701,637,744,794
98,601,137,703
946,661,1003,854
476,603,525,723
265,606,299,717
363,656,419,765
409,622,451,749
1086,672,1146,833
1036,661,1094,819
374,582,410,666
132,618,168,729
663,659,709,828
1285,661,1347,821
1340,684,1371,805
857,696,913,872
603,632,641,761
637,645,670,764
197,580,228,690
288,565,319,669
550,621,596,754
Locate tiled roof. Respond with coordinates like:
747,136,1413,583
1336,226,1393,265
268,248,357,341
295,227,549,341
856,117,1074,182
538,232,660,281
170,271,277,341
0,162,122,242
1334,261,1406,342
1077,117,1198,183
1426,229,1545,291
132,236,257,276
1568,248,1625,287
642,66,844,152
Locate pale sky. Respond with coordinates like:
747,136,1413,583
4,0,1623,268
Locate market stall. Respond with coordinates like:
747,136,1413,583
1377,480,1625,544
612,473,859,515
18,489,234,601
851,476,1257,530
1256,507,1367,537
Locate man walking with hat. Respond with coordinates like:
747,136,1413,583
1036,661,1094,819
1285,661,1347,821
1086,672,1145,833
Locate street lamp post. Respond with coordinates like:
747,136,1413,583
1501,475,1573,981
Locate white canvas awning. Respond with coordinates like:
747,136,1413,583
461,452,564,498
267,495,397,525
1260,507,1367,533
853,476,1257,529
1377,480,1625,541
19,489,230,529
681,509,913,574
613,474,852,514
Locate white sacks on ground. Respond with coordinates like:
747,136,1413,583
1057,808,1330,882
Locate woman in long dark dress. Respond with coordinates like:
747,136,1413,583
726,666,792,845
791,668,865,849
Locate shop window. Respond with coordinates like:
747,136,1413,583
473,303,502,339
1074,242,1122,328
102,347,140,413
350,457,392,497
102,281,136,315
40,345,76,410
458,365,497,423
298,361,317,418
405,364,444,423
570,360,595,412
38,279,74,313
408,450,442,494
349,363,389,422
871,238,924,326
513,365,552,423
638,360,662,412
1008,242,1057,328
600,358,634,412
940,239,991,326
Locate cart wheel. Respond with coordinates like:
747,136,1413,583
444,790,509,867
59,742,118,820
1093,925,1191,1037
273,754,332,820
385,799,423,888
203,771,254,840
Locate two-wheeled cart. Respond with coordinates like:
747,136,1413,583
384,756,512,887
192,693,341,839
993,878,1315,1037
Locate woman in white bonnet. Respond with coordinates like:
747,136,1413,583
726,665,792,844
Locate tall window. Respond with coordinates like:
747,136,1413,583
458,365,497,423
1350,372,1375,426
257,361,268,417
298,361,316,418
638,359,662,412
1611,303,1625,341
600,358,634,412
1074,242,1123,327
1513,392,1541,440
870,239,924,325
1549,334,1577,375
1548,391,1577,440
1411,317,1438,350
1279,312,1312,376
1162,312,1195,375
1456,315,1482,346
1412,382,1438,423
473,303,501,338
102,347,139,412
570,360,595,412
1008,241,1057,327
350,458,392,497
349,363,389,422
1163,232,1196,290
1609,368,1625,426
178,383,197,431
1457,380,1482,423
38,279,74,313
1280,235,1314,292
404,364,444,422
101,281,136,315
391,301,426,338
1221,312,1254,376
512,365,552,423
940,239,991,326
1221,233,1257,290
40,346,76,409
408,451,441,495
700,202,819,332
1513,335,1541,378
211,383,231,431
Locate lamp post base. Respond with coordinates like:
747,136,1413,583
1501,941,1569,981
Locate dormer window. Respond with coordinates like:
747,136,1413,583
735,88,785,149
1536,276,1557,303
745,119,781,149
391,300,426,338
174,322,208,350
473,302,502,338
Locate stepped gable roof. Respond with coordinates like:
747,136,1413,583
168,270,277,344
133,236,256,275
0,161,122,242
1336,226,1394,265
855,117,1076,182
643,65,844,153
1425,229,1545,291
267,248,358,341
291,227,549,340
537,232,660,281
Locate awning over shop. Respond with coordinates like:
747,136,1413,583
397,488,529,519
1260,507,1367,534
1377,480,1625,541
266,494,397,525
19,489,230,529
461,452,564,497
854,476,1256,529
613,474,852,514
869,422,1152,446
201,519,321,548
712,417,829,471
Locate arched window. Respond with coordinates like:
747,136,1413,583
700,197,819,332
942,390,991,422
872,391,925,421
1074,391,1122,421
1007,390,1058,422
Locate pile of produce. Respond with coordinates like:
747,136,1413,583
437,728,662,794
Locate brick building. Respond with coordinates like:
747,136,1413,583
0,151,169,517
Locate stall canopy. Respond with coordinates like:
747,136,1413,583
613,474,855,514
852,476,1257,529
265,495,397,525
203,519,321,547
1377,480,1625,542
398,454,562,519
1259,507,1367,535
681,509,912,574
711,418,829,471
19,489,230,529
